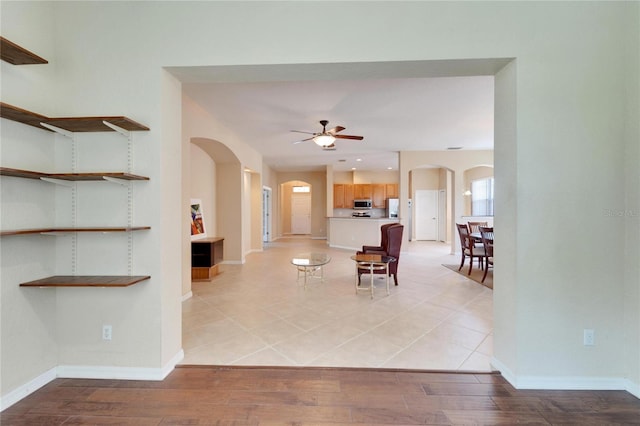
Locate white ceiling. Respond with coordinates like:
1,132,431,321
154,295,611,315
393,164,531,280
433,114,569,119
173,60,502,172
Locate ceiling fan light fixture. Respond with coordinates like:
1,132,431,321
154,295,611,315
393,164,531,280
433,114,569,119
313,134,336,147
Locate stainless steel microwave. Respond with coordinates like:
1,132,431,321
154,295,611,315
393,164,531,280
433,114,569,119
353,199,372,210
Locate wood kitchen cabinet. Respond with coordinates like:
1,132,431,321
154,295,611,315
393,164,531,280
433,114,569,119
354,184,372,199
372,184,386,208
334,184,355,208
344,184,354,208
385,184,399,199
333,184,345,208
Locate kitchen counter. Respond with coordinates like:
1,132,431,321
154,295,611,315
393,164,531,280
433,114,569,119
328,217,400,250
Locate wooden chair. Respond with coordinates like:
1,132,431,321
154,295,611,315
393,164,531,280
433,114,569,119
467,221,488,234
456,223,486,275
357,224,404,286
479,226,493,283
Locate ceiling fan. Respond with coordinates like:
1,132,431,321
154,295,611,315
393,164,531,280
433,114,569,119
291,120,364,150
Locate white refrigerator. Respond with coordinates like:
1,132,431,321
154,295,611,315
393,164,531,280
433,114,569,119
386,198,399,218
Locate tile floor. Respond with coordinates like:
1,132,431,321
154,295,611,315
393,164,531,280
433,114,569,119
181,238,494,371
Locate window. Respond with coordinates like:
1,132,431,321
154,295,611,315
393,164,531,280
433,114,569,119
292,186,310,193
471,177,494,216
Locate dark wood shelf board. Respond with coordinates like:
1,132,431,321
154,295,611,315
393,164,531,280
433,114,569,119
0,167,48,179
49,172,149,181
0,103,52,131
0,102,149,132
1,227,151,236
0,167,149,181
1,37,48,65
46,117,150,132
20,275,150,287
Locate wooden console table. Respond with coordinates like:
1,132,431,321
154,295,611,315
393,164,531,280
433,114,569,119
191,237,224,281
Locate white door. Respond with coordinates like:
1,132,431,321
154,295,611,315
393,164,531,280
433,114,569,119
415,189,438,240
291,193,311,234
438,189,446,242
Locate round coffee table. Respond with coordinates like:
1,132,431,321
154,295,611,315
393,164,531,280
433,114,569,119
291,252,331,289
351,254,397,298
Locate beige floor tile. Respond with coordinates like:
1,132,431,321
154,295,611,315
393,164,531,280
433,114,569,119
180,238,494,372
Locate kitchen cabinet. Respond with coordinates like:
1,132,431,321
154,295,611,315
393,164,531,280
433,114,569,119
386,184,399,199
372,184,386,208
333,184,355,208
354,184,372,199
333,184,345,208
344,184,354,208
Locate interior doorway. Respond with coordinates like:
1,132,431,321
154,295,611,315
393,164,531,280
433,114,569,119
262,187,272,242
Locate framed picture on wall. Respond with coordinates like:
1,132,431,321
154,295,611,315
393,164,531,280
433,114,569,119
190,199,207,241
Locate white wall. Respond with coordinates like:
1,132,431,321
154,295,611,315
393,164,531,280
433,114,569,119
190,144,216,238
1,0,638,407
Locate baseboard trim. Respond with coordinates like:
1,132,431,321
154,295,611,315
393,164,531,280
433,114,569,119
1,349,185,412
328,243,358,251
221,260,244,265
491,356,639,399
181,291,193,302
58,349,184,381
0,366,57,412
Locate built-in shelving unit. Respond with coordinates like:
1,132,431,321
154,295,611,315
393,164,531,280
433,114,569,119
1,41,150,288
1,36,48,65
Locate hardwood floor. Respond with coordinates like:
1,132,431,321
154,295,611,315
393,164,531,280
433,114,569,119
2,366,639,425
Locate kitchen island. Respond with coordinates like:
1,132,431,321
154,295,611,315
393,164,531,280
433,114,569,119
328,217,400,250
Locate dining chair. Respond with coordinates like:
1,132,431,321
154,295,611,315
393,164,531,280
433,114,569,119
467,221,488,234
478,226,494,283
456,223,487,275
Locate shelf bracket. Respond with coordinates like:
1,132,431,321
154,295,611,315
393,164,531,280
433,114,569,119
103,120,131,138
103,176,130,186
40,122,74,139
40,177,75,187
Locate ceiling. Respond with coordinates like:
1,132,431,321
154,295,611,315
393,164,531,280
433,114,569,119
172,60,504,172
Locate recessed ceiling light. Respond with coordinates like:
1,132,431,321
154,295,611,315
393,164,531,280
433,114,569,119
387,167,393,170
356,158,362,162
351,167,356,170
447,146,463,150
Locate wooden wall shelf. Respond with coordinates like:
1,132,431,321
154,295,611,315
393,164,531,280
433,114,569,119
1,227,151,237
0,167,149,181
0,102,149,132
1,37,48,65
20,275,150,287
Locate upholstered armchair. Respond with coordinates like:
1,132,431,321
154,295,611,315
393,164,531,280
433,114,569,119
360,223,395,253
357,223,404,286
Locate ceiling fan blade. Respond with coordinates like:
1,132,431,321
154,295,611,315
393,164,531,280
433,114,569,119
290,130,316,135
292,137,314,144
334,134,364,140
323,143,337,150
327,126,345,135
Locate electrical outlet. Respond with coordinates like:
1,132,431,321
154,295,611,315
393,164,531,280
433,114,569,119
583,329,595,346
102,325,112,341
